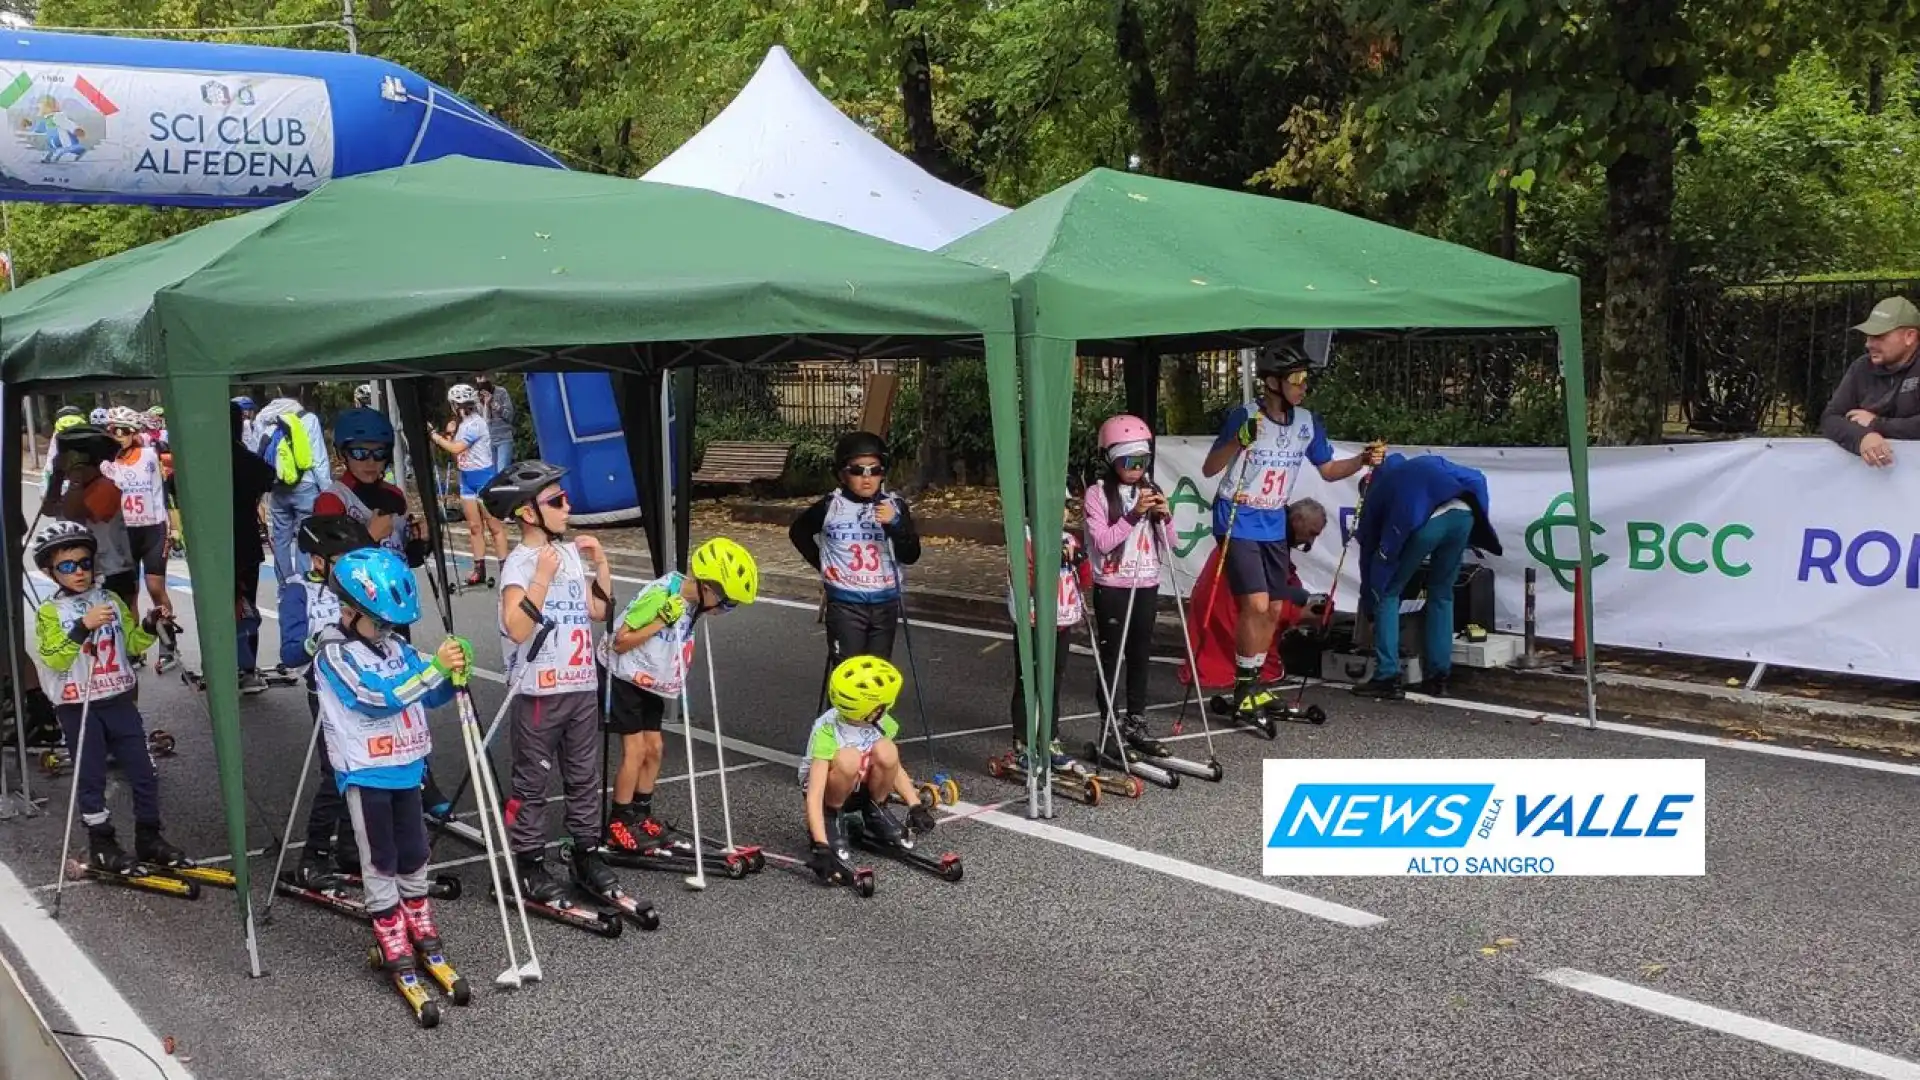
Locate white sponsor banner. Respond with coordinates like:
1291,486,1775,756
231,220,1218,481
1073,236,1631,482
1153,436,1920,681
1261,759,1706,877
0,62,334,200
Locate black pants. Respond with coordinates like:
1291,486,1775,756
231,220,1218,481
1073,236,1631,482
824,599,898,666
1009,626,1071,745
1093,586,1156,720
56,692,160,827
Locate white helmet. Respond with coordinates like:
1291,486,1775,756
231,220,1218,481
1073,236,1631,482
89,408,109,425
31,520,96,570
106,405,143,430
447,383,479,407
354,383,377,406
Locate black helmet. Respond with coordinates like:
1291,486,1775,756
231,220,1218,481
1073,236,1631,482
54,405,83,421
480,460,569,521
54,425,119,468
1254,343,1311,379
31,520,96,570
834,430,890,470
298,513,374,558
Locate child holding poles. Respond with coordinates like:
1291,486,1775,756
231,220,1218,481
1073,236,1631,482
602,536,759,854
1083,414,1173,758
30,521,185,874
478,461,620,905
309,548,470,979
788,431,922,671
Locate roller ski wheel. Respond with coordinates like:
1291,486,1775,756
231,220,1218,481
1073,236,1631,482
560,844,659,932
39,748,70,776
366,950,440,1028
415,948,471,1007
146,730,177,757
1084,741,1180,792
986,750,1104,806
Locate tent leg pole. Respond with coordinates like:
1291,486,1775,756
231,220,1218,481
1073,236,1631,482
244,908,265,979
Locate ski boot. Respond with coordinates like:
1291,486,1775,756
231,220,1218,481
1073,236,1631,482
402,896,471,1005
567,841,659,931
1083,723,1171,793
75,824,198,900
137,823,236,889
263,665,302,688
604,802,667,853
286,850,356,896
1208,686,1281,738
808,815,876,895
368,908,440,1028
148,613,183,675
987,741,1102,806
500,852,624,939
846,792,963,882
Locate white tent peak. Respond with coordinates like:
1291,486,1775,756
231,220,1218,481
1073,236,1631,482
643,45,1007,251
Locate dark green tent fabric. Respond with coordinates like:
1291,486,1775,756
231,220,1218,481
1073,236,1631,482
941,168,1595,813
0,156,1022,965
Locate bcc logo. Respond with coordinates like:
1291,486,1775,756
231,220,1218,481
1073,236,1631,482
1525,492,1751,592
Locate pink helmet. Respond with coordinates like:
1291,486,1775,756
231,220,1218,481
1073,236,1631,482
1097,414,1153,461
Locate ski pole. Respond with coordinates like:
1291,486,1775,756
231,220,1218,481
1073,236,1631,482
885,534,946,797
262,710,322,923
52,632,99,921
1072,575,1136,783
435,604,547,843
455,683,540,988
1290,468,1369,712
700,623,737,853
672,610,707,891
1156,518,1219,766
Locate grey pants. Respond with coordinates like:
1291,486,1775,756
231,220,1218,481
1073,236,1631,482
346,786,429,914
506,690,602,854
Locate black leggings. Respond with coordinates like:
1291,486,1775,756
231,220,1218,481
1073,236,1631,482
824,599,898,666
1009,626,1071,745
1092,586,1156,720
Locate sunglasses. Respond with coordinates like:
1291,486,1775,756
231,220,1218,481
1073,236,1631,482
55,557,94,575
843,464,886,478
108,426,138,437
1114,455,1150,471
698,580,736,611
344,445,392,462
1284,371,1310,387
539,492,570,510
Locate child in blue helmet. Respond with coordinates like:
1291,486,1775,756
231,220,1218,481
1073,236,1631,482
311,547,471,973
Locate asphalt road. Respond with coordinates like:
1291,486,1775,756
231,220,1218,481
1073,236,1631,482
3,552,1918,1080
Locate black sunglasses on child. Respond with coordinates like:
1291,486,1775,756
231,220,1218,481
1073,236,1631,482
345,445,392,462
843,463,886,478
55,557,94,575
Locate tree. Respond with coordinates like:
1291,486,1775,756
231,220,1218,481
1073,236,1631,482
1343,0,1917,444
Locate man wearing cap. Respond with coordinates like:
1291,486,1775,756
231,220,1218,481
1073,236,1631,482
1821,296,1920,469
1200,344,1383,721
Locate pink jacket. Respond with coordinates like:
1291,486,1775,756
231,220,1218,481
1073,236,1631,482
1083,481,1163,590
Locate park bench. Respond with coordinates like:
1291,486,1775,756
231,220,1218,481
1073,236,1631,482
691,440,793,490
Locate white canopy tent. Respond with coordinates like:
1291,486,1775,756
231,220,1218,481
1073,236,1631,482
644,45,1008,248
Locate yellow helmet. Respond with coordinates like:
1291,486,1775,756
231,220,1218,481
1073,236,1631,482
52,413,86,435
829,656,903,722
689,537,758,607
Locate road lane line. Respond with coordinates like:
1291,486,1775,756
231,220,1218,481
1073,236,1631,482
656,721,1388,928
1538,968,1920,1079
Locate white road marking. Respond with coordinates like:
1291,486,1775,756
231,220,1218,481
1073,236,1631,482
657,720,1388,928
1538,968,1920,1079
0,858,200,1080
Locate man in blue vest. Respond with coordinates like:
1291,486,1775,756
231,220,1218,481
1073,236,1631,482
1351,452,1502,700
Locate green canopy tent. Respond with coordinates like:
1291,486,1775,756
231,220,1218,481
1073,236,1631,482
0,155,1024,974
941,167,1597,814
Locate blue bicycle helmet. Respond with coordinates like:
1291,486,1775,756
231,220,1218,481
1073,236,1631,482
329,548,420,627
231,395,256,412
332,407,394,447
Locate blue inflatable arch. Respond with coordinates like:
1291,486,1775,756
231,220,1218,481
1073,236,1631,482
0,29,644,519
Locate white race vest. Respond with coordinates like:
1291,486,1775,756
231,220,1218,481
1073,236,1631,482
104,448,167,527
1216,405,1319,512
497,543,598,696
797,707,890,784
606,573,696,699
454,415,492,473
37,589,138,704
313,630,434,775
326,480,407,558
817,492,899,599
1005,531,1085,629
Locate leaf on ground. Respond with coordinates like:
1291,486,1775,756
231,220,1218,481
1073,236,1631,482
1478,947,1500,957
1640,962,1668,978
1494,937,1518,947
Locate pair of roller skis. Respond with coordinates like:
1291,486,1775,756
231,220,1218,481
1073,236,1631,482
272,872,471,1027
65,851,238,903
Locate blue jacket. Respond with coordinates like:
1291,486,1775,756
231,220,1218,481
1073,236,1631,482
1356,454,1502,607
